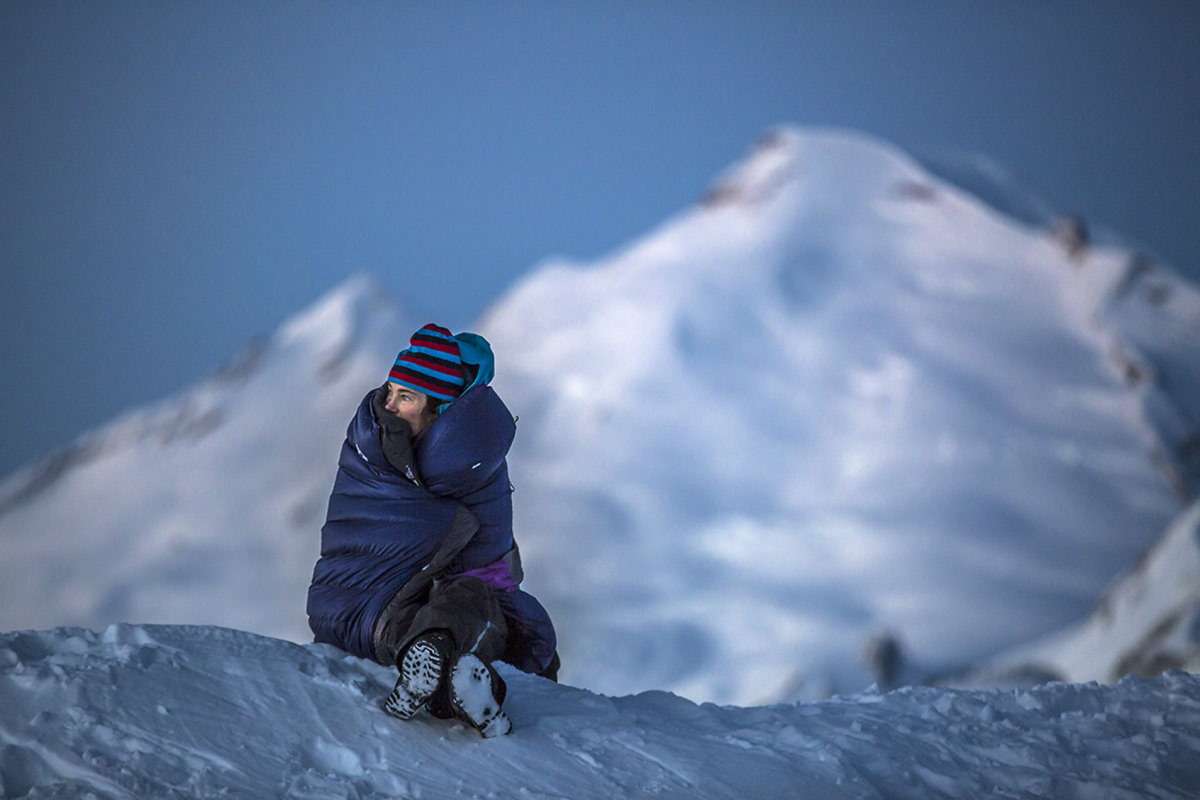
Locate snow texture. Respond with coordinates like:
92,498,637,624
1,624,1198,799
1,126,1198,706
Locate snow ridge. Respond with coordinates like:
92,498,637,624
968,498,1200,686
2,624,1198,800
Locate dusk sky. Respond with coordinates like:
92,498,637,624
3,1,1198,477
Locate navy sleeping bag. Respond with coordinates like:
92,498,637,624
306,379,557,675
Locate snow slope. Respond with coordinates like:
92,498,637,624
964,498,1200,687
1,125,1198,706
2,624,1198,800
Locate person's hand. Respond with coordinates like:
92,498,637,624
372,385,414,436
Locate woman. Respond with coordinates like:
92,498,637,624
306,323,559,738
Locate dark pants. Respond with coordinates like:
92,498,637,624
374,575,509,668
375,574,511,721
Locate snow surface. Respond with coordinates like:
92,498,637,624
2,624,1198,800
1,125,1198,707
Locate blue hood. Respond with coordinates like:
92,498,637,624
431,331,496,416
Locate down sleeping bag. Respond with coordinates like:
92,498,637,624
306,364,557,676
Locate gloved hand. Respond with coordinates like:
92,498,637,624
372,385,422,483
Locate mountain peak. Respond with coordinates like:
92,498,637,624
481,123,1200,702
275,273,397,352
699,124,931,211
698,126,798,207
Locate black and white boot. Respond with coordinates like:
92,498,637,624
449,653,512,738
384,631,453,720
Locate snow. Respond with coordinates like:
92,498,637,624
1,624,1198,799
1,125,1198,707
970,498,1200,686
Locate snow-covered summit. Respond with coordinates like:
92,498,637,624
480,125,1200,701
273,273,398,368
699,126,930,212
2,624,1198,799
1,125,1198,707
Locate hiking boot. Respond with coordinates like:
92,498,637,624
383,630,453,720
449,653,511,738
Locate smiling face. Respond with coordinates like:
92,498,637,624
384,382,438,437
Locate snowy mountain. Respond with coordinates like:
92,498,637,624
0,274,410,643
3,624,1198,799
480,127,1200,701
1,125,1198,707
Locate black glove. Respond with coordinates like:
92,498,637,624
372,385,422,483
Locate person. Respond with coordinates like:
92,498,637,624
306,323,559,738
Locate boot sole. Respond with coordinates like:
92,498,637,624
384,638,445,720
450,654,512,737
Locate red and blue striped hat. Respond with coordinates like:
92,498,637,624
387,323,467,402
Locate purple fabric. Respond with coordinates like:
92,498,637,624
457,557,519,592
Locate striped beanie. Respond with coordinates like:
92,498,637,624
386,323,468,402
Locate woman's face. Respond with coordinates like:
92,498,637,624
384,382,436,436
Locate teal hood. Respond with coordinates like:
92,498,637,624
434,331,495,415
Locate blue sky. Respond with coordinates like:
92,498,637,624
3,1,1198,476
